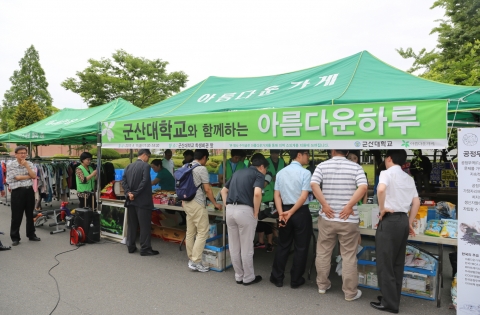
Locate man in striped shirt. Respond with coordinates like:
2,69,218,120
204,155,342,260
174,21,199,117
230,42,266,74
311,149,367,302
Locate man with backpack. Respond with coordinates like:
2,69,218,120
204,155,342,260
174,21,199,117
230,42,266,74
176,149,222,272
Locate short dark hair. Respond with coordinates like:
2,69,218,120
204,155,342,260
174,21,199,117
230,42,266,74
165,149,172,154
183,150,194,157
15,146,28,153
80,151,93,162
386,149,407,166
270,149,281,154
138,149,151,157
289,150,308,160
334,150,348,155
194,149,209,160
150,159,163,167
231,149,242,157
251,153,269,167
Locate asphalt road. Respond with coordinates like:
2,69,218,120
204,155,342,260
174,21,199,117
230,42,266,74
0,197,456,315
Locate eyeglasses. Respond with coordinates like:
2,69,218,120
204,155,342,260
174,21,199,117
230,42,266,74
16,152,28,155
302,152,310,156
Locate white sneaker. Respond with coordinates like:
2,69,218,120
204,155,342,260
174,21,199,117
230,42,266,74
193,262,210,272
188,260,196,270
318,285,331,294
345,289,362,301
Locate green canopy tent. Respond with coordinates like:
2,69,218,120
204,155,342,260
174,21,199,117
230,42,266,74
112,50,480,126
0,98,140,145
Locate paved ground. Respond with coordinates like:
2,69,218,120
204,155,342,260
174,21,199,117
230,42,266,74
0,197,456,315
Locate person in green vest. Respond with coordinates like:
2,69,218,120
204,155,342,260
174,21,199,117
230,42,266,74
76,152,98,209
217,149,246,186
254,150,286,252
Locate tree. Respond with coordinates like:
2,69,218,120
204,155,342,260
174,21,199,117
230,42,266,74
61,50,188,108
13,97,45,130
397,0,480,86
1,45,53,132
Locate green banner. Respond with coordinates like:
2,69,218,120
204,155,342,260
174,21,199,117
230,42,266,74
102,100,447,150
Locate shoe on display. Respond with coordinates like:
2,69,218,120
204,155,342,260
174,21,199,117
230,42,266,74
254,242,265,249
266,243,273,253
345,290,362,301
318,284,331,294
243,275,262,286
193,262,210,272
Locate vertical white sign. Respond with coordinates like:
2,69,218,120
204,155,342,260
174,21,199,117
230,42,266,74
457,128,480,314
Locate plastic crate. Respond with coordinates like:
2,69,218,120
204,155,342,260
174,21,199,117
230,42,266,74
357,246,437,300
202,234,232,272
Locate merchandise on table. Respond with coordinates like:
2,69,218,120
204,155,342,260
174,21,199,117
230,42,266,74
412,206,428,235
440,219,458,238
357,204,379,229
152,190,177,205
424,220,443,237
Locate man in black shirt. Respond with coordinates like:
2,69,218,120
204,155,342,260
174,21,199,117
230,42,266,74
122,149,159,256
220,156,269,286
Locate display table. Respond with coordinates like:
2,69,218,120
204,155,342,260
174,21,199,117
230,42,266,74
359,228,457,307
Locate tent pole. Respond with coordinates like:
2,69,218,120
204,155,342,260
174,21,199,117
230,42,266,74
96,122,102,213
222,149,227,272
129,149,133,164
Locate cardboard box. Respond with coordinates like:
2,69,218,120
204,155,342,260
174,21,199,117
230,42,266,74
162,227,186,243
202,234,232,272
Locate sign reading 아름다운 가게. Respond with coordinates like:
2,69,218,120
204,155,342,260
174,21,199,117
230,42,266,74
101,100,447,150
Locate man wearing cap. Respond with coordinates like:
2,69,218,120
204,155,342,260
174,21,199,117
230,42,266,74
221,155,268,286
6,146,40,246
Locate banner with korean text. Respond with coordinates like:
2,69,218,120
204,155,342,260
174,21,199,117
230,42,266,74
457,128,480,314
101,100,447,149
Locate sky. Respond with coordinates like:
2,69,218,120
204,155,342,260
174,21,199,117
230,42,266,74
0,0,444,110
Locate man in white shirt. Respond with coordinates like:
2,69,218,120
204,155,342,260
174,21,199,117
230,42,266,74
162,149,174,175
370,149,420,314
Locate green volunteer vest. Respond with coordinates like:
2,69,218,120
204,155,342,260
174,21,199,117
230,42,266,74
76,165,95,193
225,159,246,182
263,158,286,202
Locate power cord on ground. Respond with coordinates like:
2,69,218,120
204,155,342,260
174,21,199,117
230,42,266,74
48,239,119,314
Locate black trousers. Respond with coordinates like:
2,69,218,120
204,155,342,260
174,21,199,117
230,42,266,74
375,213,409,311
10,186,36,242
271,205,312,286
126,206,152,253
255,221,273,235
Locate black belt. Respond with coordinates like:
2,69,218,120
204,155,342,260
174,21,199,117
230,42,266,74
13,186,32,191
227,202,249,206
383,212,407,217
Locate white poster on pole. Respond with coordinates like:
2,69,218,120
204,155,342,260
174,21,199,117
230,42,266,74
457,128,480,314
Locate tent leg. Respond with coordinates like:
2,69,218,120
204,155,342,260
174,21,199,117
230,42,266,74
222,149,227,272
96,122,102,213
129,149,133,164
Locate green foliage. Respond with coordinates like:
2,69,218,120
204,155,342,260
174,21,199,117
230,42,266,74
90,148,121,159
53,154,69,158
13,97,45,130
1,45,53,132
397,0,480,86
61,49,188,108
0,147,8,152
